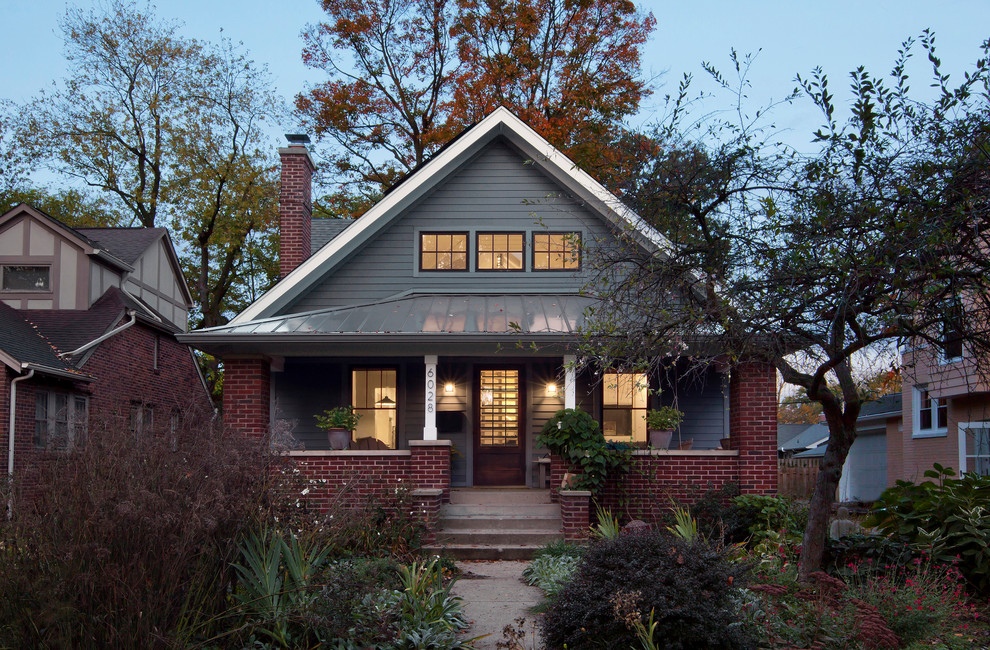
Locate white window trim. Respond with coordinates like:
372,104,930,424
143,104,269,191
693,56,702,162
958,421,990,475
912,385,948,438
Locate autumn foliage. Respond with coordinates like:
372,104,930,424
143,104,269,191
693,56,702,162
297,0,655,212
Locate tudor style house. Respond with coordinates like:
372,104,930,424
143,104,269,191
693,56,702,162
1,204,213,498
182,108,777,538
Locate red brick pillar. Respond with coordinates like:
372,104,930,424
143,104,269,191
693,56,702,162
223,358,271,441
409,440,451,503
549,453,568,502
730,360,778,495
559,490,591,541
411,488,443,544
279,142,315,278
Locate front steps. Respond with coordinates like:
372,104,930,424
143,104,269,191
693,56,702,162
424,488,563,560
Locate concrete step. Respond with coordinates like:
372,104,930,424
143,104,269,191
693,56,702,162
437,528,563,546
448,488,552,505
442,503,561,518
440,514,562,531
423,544,546,561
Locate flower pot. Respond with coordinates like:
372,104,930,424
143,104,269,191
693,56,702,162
648,429,673,449
678,439,694,450
327,428,352,450
561,472,581,489
719,437,732,450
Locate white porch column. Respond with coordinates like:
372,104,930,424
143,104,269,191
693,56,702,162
564,354,577,409
423,354,438,440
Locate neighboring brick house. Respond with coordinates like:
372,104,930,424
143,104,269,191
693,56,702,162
180,108,777,538
1,204,213,499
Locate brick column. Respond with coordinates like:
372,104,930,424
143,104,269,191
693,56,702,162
411,488,443,544
559,490,591,541
278,143,315,278
730,360,778,495
409,439,451,503
223,358,271,441
549,453,568,502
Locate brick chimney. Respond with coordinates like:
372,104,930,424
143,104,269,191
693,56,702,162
278,134,316,278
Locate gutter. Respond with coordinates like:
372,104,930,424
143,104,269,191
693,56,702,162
7,367,35,520
58,310,137,359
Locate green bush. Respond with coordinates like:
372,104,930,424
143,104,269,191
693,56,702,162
536,408,628,493
866,464,990,595
823,533,917,580
540,531,754,649
732,494,807,546
524,554,582,597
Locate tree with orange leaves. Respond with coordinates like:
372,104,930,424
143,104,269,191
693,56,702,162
296,0,654,215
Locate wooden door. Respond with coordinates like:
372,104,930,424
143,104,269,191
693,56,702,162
473,367,526,485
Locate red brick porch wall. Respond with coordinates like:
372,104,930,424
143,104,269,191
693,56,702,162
730,360,778,495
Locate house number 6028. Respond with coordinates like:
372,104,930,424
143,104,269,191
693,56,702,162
426,367,435,413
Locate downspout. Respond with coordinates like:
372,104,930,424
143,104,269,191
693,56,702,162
58,310,137,359
7,366,35,520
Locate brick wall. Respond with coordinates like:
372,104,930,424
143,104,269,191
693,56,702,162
560,490,591,541
279,145,315,278
223,358,271,441
409,441,452,502
730,360,778,495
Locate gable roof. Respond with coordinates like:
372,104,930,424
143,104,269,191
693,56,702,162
230,106,673,324
76,227,167,265
779,423,830,452
858,393,902,421
310,219,353,255
0,302,89,379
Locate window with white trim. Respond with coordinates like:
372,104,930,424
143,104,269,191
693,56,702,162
960,423,990,476
34,391,88,450
913,385,947,436
941,300,964,362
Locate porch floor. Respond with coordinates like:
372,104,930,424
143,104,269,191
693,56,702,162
425,488,562,560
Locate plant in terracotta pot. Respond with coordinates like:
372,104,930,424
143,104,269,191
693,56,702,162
536,408,629,494
315,406,362,450
645,406,684,449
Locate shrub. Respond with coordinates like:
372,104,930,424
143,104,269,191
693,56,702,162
824,534,917,580
540,530,754,649
523,554,582,597
866,464,990,595
731,494,807,546
536,408,629,493
0,409,272,648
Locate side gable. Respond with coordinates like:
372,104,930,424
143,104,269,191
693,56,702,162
232,107,671,323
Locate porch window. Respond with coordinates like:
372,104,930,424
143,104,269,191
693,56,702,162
602,372,648,443
420,232,468,271
352,368,397,448
2,265,50,292
914,386,947,437
477,233,524,271
34,391,88,450
533,232,580,270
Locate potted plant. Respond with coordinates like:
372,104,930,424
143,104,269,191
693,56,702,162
645,406,684,449
315,406,362,450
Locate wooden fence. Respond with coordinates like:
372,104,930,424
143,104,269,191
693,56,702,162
778,457,822,499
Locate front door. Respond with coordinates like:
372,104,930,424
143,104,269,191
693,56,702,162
474,367,526,485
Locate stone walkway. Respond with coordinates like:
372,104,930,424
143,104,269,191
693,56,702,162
452,560,544,649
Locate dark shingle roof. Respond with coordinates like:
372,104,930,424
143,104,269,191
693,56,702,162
76,227,166,264
780,423,830,452
310,219,353,254
778,423,812,448
859,393,902,420
0,302,79,374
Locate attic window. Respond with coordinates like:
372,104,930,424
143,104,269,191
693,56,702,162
420,233,468,271
477,232,524,271
2,265,50,292
533,233,581,270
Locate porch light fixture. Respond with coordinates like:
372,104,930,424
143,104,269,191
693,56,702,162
444,382,455,394
545,382,558,396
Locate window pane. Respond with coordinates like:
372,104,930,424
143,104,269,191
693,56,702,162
535,234,549,252
422,233,467,270
479,234,492,251
478,252,492,269
422,252,437,270
508,252,523,269
351,369,397,448
3,266,50,291
452,252,467,269
603,372,648,443
422,234,436,251
533,233,579,270
453,234,467,251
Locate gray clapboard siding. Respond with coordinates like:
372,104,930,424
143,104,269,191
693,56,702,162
284,139,618,314
663,367,729,449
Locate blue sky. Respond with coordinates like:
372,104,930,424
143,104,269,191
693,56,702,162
3,0,988,154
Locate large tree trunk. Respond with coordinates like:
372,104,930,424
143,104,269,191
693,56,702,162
798,416,857,581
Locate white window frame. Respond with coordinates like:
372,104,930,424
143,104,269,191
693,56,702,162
34,391,88,450
913,385,948,438
958,421,990,476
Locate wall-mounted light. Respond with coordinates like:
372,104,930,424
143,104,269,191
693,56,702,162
444,382,455,394
546,382,558,397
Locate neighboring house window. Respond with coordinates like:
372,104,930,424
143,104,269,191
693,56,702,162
153,335,160,371
2,265,50,292
602,372,648,442
34,391,88,450
960,423,990,476
533,232,581,270
477,232,524,271
130,403,155,437
352,368,397,448
941,303,964,361
420,232,468,271
914,386,947,436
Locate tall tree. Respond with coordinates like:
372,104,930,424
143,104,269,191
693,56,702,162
579,39,990,580
18,1,282,330
296,0,654,211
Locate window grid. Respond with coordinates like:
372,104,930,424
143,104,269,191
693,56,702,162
34,391,88,450
420,232,468,271
479,369,520,447
352,368,398,448
916,387,947,433
477,232,524,271
533,233,581,270
602,372,648,441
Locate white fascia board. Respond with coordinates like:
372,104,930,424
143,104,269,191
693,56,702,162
231,107,672,324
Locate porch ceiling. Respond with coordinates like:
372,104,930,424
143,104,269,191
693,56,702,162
179,293,595,356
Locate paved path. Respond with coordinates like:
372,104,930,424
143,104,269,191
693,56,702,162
452,560,544,649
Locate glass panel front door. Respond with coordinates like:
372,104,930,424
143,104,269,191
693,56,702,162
474,368,525,485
